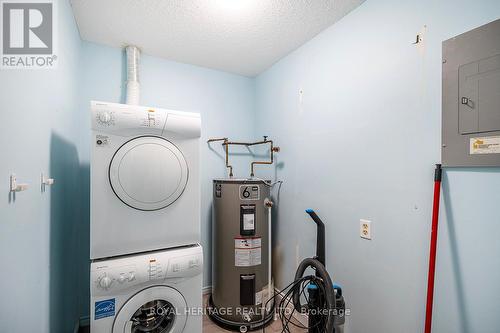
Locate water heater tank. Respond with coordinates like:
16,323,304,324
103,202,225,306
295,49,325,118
209,179,274,331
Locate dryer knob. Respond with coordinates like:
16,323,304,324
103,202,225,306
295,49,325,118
99,276,112,289
98,112,112,124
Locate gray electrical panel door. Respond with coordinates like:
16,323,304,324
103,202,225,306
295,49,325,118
442,19,500,166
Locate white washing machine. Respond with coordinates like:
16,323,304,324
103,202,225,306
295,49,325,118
91,245,203,333
90,101,201,259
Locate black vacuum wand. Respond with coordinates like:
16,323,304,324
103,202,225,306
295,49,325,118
291,209,345,333
306,209,326,266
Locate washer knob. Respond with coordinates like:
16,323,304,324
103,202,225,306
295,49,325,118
118,274,126,284
98,112,112,124
99,276,112,289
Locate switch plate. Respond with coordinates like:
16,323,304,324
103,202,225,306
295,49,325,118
360,219,372,240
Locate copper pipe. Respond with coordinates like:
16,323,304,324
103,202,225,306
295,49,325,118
207,137,233,177
207,136,280,177
222,140,269,146
251,140,280,177
225,139,233,177
207,137,228,143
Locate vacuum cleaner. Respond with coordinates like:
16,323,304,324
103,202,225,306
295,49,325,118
250,208,346,333
290,209,345,333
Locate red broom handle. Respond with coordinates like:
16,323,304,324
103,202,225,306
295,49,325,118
424,164,442,333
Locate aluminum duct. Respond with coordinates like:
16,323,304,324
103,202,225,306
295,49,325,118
125,45,140,105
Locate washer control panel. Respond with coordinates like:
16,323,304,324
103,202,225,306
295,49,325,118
91,246,203,296
168,254,202,278
94,264,136,291
148,258,164,280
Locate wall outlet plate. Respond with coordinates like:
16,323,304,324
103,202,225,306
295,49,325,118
360,219,372,240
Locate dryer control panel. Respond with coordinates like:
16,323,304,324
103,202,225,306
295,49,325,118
91,246,203,296
91,100,201,138
91,101,167,136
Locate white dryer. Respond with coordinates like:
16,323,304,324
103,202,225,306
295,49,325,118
91,245,203,333
90,101,201,259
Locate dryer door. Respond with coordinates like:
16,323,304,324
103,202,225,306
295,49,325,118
109,136,189,211
113,286,188,333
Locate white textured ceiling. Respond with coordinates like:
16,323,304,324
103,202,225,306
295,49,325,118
70,0,364,77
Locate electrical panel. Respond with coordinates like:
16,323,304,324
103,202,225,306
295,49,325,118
442,19,500,167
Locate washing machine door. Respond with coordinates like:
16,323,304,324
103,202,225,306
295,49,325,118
113,286,188,333
109,136,189,211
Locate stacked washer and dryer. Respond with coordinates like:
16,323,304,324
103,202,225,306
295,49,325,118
90,100,203,333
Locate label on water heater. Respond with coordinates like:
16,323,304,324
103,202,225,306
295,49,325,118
215,183,222,198
234,237,261,267
240,204,256,236
243,213,255,231
239,185,260,200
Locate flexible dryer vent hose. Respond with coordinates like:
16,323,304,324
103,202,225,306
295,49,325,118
126,45,140,105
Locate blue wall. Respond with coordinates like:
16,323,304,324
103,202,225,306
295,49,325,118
0,0,84,332
254,1,500,332
78,41,257,318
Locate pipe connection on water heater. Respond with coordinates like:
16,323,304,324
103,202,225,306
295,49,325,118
207,136,280,177
125,45,140,105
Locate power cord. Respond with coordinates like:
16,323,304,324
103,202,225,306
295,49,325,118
249,176,283,203
261,274,330,332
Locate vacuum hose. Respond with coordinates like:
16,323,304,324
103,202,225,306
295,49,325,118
292,258,336,332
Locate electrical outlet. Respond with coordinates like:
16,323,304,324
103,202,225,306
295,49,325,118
360,219,372,240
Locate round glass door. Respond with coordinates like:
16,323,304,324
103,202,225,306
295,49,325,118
109,136,188,211
129,300,175,332
113,286,188,333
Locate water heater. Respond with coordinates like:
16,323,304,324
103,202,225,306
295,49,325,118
209,179,274,331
